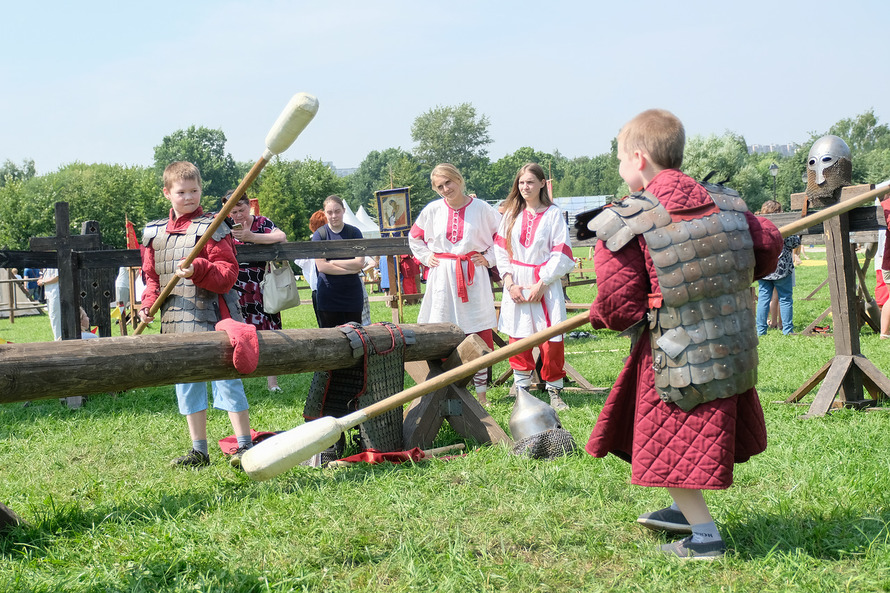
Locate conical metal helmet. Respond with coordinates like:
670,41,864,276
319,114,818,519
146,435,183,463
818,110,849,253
509,386,561,442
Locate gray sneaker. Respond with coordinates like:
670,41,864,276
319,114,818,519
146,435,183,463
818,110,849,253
547,387,569,411
637,507,692,534
228,445,253,469
660,536,725,560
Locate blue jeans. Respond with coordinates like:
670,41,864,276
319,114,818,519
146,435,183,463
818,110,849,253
175,379,249,415
756,276,794,335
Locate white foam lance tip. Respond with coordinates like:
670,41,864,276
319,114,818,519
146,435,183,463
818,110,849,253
262,92,319,160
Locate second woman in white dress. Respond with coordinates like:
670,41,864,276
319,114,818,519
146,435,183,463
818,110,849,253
495,163,575,410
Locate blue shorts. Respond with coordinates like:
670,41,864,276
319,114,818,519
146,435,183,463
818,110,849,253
175,379,249,415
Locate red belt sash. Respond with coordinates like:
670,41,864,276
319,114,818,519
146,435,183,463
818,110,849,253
511,259,551,326
435,251,479,303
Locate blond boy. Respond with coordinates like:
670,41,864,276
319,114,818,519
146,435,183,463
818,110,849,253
585,110,783,559
139,161,254,469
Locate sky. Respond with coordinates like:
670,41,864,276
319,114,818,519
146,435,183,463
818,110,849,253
2,0,888,176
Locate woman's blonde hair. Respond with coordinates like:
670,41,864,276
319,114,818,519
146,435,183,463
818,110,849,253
429,163,466,196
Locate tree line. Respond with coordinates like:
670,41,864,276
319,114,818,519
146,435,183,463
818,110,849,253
1,105,888,250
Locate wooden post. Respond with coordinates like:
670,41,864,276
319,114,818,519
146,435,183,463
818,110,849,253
782,185,890,417
5,276,13,324
386,255,400,324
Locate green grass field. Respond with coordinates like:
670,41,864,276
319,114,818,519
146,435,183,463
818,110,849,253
2,248,890,592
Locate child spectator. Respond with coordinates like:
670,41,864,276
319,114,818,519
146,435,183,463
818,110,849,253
138,161,255,469
585,109,782,559
79,307,98,339
23,267,40,301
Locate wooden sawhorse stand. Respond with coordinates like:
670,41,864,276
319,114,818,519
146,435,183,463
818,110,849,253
402,335,512,449
800,242,879,335
785,192,890,417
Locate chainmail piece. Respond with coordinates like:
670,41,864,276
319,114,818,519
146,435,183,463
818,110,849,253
511,428,577,460
303,322,414,453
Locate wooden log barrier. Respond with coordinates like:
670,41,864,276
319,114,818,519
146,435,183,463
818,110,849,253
0,323,465,405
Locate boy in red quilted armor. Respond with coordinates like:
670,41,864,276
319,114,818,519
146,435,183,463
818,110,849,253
585,109,782,559
139,161,256,470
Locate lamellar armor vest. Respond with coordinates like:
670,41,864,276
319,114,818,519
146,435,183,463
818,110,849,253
589,184,758,411
142,216,243,333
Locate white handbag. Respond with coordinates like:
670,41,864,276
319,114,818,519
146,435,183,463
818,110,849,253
260,261,301,313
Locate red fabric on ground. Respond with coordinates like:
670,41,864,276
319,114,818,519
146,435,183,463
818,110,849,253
338,448,427,465
218,429,279,454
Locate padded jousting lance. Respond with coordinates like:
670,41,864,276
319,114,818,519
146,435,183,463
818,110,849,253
134,92,319,335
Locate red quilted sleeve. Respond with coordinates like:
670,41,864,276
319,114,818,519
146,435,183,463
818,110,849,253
589,238,650,332
745,211,783,280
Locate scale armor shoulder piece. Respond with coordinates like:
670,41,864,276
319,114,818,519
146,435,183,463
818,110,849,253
141,219,167,246
589,192,663,252
701,183,748,213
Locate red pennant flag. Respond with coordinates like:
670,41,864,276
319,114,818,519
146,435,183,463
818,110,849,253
125,217,139,250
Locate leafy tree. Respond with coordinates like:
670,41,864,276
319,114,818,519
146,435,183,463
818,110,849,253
558,151,623,199
250,158,345,241
0,159,36,187
828,109,890,153
0,163,162,250
860,149,890,184
348,148,417,210
681,132,749,185
0,177,48,250
153,126,238,198
479,148,561,203
410,103,492,179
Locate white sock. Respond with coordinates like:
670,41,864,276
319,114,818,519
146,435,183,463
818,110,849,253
513,370,533,389
690,521,721,543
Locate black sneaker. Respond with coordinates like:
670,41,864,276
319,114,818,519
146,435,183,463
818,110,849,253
228,445,252,469
660,536,725,560
637,507,692,534
170,449,210,468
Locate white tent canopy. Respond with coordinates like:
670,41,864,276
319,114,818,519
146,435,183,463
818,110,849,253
345,202,380,238
355,205,378,230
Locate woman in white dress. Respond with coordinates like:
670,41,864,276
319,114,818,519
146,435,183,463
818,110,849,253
409,163,500,406
495,163,575,411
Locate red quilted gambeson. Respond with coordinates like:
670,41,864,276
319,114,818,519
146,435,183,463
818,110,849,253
585,169,783,489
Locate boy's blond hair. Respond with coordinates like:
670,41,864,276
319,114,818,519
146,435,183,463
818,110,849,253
163,161,203,190
618,109,685,170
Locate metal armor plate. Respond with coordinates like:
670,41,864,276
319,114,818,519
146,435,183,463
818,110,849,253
590,185,759,411
146,216,240,333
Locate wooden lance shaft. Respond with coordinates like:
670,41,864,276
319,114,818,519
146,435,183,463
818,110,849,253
134,92,319,335
242,180,890,480
242,313,592,480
